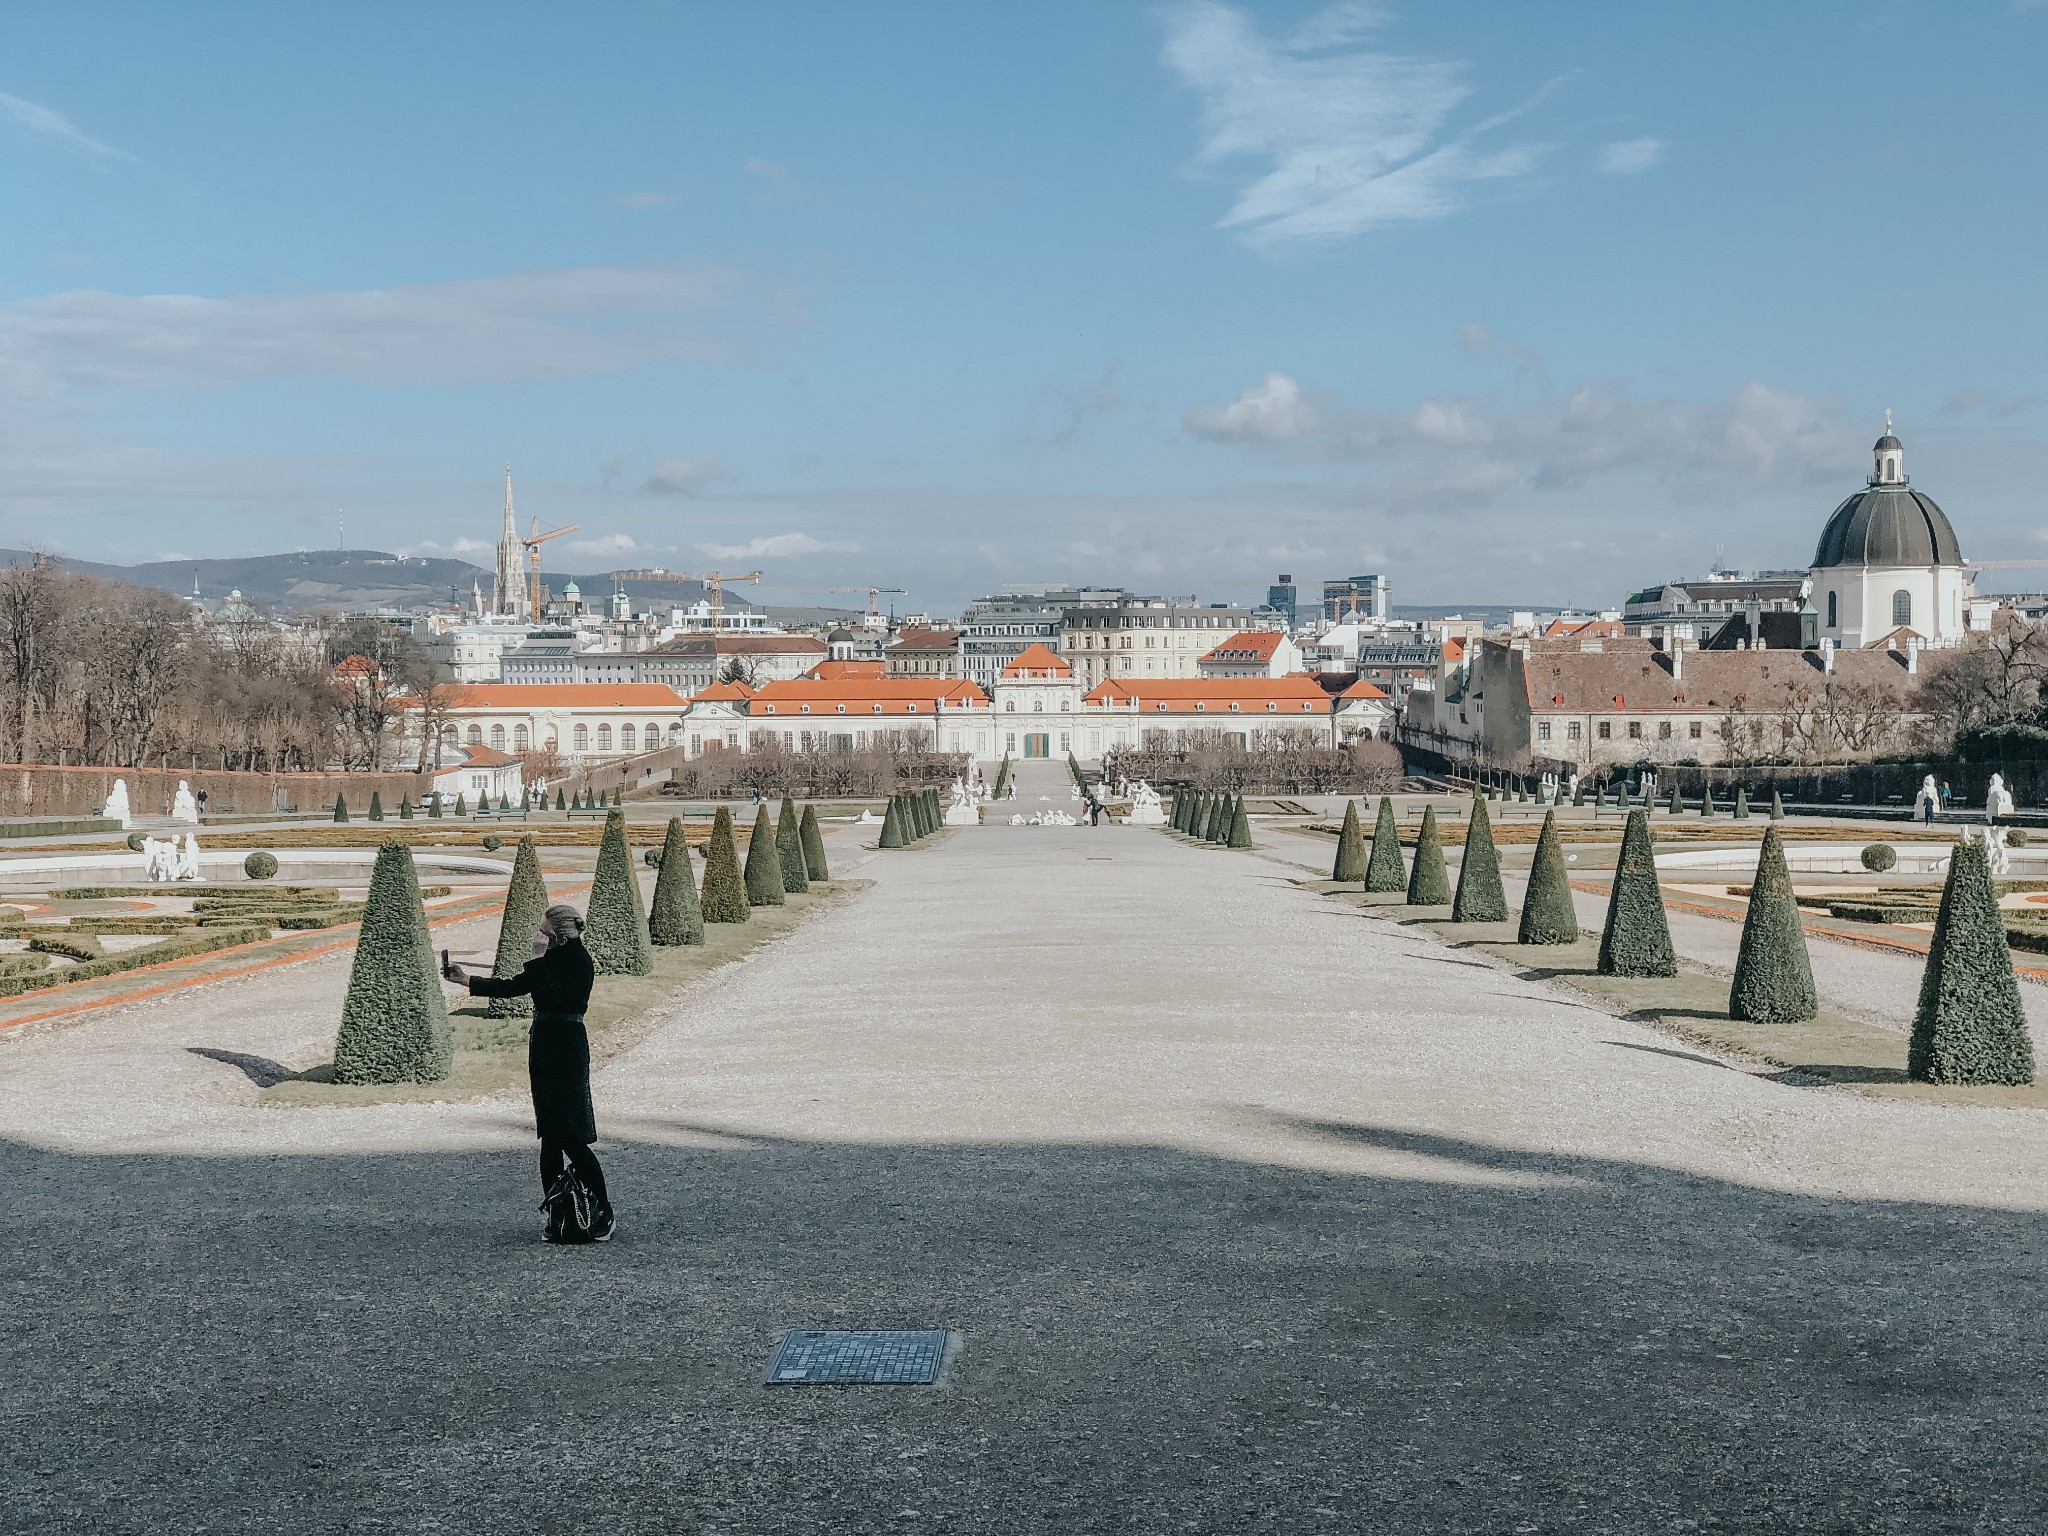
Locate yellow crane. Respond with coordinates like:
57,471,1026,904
830,586,908,624
675,569,762,628
522,518,580,620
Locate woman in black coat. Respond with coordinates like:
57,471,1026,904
442,903,613,1241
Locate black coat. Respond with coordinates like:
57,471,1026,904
468,940,598,1145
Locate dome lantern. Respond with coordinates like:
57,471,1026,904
1872,409,1905,487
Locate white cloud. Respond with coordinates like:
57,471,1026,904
560,532,640,560
1599,136,1666,175
697,531,860,561
638,453,736,497
617,191,673,209
1181,372,1326,443
395,536,493,559
1160,1,1551,246
0,263,807,396
0,91,128,161
154,551,192,563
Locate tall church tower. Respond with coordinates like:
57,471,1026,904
491,469,528,621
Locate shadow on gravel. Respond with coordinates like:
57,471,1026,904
5,1120,2045,1534
1765,1063,1915,1086
1602,1040,1734,1070
184,1046,303,1088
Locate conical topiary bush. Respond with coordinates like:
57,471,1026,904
1365,795,1405,893
332,843,451,1084
1734,787,1751,820
1406,805,1451,906
1202,794,1222,843
1331,800,1365,882
648,816,704,947
398,795,413,820
1597,809,1676,977
368,790,384,821
743,803,786,906
1227,796,1252,849
1572,781,1586,807
1699,786,1716,818
1909,837,2035,1084
428,792,442,819
333,793,350,823
1667,785,1681,816
585,809,652,975
555,787,566,811
1728,824,1816,1023
1770,790,1785,821
1593,783,1605,810
486,836,550,1018
777,799,809,894
879,797,905,849
1518,809,1579,944
799,803,829,880
1451,793,1508,922
700,806,749,924
454,793,467,815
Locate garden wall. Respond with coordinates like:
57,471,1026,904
0,764,431,819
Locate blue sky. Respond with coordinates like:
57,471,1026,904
3,1,2044,613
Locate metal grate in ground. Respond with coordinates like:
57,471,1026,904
764,1329,952,1385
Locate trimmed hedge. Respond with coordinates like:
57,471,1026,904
486,837,550,1017
585,810,653,976
1910,837,2035,1084
333,843,449,1084
1331,800,1365,882
777,799,810,894
1451,793,1508,923
1518,810,1579,945
744,804,787,905
1227,797,1252,849
1825,901,1939,925
243,851,279,880
29,932,105,961
1405,806,1451,906
0,953,51,978
0,924,268,998
799,803,829,881
63,884,348,901
1365,795,1406,893
879,796,906,849
1597,809,1676,977
1729,825,1817,1023
1861,844,1898,872
0,817,121,839
699,806,750,925
649,817,704,947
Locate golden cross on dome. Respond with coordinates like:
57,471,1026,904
1884,408,1893,432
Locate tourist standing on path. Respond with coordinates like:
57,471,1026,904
441,904,613,1242
1915,775,1939,825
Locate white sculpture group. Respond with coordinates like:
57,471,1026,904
1125,779,1165,825
945,776,981,827
1010,809,1079,826
142,832,202,883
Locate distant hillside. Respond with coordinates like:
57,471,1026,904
0,548,796,618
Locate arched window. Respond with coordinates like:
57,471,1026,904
513,724,529,751
667,724,681,746
573,724,589,751
1827,591,1837,629
1892,589,1912,628
545,732,558,752
465,725,482,746
620,724,636,751
597,724,612,751
489,724,506,750
646,722,661,748
439,725,457,745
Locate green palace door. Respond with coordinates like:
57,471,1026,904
1023,732,1051,758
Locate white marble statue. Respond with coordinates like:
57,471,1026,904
945,776,980,827
1126,779,1166,826
104,778,131,830
855,808,881,825
1987,773,2015,823
171,779,199,824
140,836,176,883
176,833,201,881
1957,823,2012,878
1914,775,1940,824
1010,813,1025,825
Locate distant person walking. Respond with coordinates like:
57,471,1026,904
195,788,208,818
1915,775,1939,825
442,904,613,1243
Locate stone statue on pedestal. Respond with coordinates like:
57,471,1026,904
104,778,132,830
1126,780,1166,825
171,780,200,824
1986,773,2015,823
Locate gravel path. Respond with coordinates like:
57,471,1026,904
5,820,2047,1533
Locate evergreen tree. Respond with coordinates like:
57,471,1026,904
648,817,704,947
454,793,467,815
743,803,786,905
1228,796,1252,848
333,793,350,823
398,795,413,820
1518,810,1579,944
428,792,442,819
1699,786,1715,818
1770,790,1785,821
1728,824,1816,1023
993,756,1011,799
776,799,810,893
1593,782,1605,810
486,837,550,1018
1597,809,1676,977
1734,787,1751,819
799,803,829,880
368,790,385,821
1909,837,2035,1084
1572,781,1586,807
1214,794,1236,843
1182,791,1203,836
1451,793,1508,922
585,810,652,975
879,796,906,849
555,787,565,811
333,843,451,1084
699,806,750,924
1406,805,1451,905
1365,795,1406,893
1331,800,1365,882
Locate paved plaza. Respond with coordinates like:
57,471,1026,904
6,816,2048,1533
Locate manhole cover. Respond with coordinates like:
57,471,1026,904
765,1329,952,1385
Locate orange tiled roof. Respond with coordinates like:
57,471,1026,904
1001,643,1071,677
447,743,521,768
1542,618,1624,639
407,684,691,710
692,681,756,702
807,660,886,680
1083,675,1330,714
1200,630,1284,662
885,628,960,652
1338,679,1391,700
1442,638,1467,661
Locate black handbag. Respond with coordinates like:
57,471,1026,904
541,1167,599,1245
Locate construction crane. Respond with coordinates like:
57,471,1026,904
831,586,908,625
674,569,762,628
522,518,580,621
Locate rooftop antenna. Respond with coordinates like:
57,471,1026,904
338,512,345,552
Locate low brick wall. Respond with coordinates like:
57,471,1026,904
0,765,431,819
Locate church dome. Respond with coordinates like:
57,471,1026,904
1811,486,1961,569
1811,418,1961,569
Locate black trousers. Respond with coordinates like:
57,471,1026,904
540,1140,608,1204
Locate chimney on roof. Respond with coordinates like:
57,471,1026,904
1669,634,1684,681
1820,636,1835,674
1906,637,1920,676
